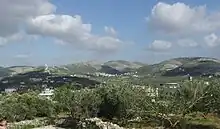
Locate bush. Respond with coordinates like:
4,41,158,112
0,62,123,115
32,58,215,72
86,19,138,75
0,92,57,122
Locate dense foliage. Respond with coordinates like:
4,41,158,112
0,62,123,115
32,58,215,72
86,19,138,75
1,79,220,128
0,92,58,122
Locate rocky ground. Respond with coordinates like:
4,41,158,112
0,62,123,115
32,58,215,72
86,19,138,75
9,117,126,129
33,125,65,129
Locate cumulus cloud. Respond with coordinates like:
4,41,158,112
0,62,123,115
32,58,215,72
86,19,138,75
204,33,220,47
27,15,123,52
0,0,55,37
147,2,220,35
148,40,172,51
145,1,220,59
0,0,123,53
104,26,117,36
0,33,25,46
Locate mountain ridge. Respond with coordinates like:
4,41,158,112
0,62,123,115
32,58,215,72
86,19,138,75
1,57,220,77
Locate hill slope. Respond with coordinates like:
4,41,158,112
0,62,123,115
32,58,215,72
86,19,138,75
163,58,220,76
2,58,219,76
0,67,11,77
137,57,220,76
104,60,144,70
8,66,36,74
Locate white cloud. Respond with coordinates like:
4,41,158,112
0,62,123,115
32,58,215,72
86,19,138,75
0,0,55,37
147,2,220,35
204,33,220,47
104,26,117,36
0,0,123,53
0,33,24,46
146,1,220,58
148,40,172,51
27,14,123,52
177,39,198,47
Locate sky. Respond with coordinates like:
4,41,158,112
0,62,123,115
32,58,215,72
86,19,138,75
1,0,220,66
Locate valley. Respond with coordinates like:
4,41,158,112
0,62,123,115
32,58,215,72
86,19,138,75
1,57,220,129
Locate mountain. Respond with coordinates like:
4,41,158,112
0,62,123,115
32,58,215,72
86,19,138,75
136,65,152,75
0,70,101,91
62,60,145,74
64,63,97,74
163,57,220,76
137,58,186,75
2,58,219,77
98,65,124,75
0,60,145,76
0,67,12,77
8,66,36,75
103,60,144,71
136,57,220,76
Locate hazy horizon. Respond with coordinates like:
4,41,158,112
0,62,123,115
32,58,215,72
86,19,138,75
1,56,219,67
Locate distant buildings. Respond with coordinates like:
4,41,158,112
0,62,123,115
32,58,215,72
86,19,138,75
93,72,139,78
160,83,180,89
188,76,193,81
94,72,116,77
39,88,54,99
2,80,8,84
4,88,17,93
0,70,100,92
187,74,193,81
160,83,181,95
133,85,159,97
204,81,210,85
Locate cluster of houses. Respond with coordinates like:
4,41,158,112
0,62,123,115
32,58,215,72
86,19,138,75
0,69,213,102
38,88,54,100
0,68,100,94
93,72,139,78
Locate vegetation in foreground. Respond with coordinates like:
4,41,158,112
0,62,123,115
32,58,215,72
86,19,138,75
1,78,220,129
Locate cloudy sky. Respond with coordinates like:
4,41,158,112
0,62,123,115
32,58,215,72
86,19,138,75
0,0,220,66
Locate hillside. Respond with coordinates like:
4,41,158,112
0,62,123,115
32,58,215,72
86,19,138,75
137,58,185,75
0,70,100,91
1,58,220,77
0,67,11,77
98,65,124,74
8,66,37,75
104,60,144,70
64,63,97,74
137,57,220,76
163,58,220,76
61,60,145,74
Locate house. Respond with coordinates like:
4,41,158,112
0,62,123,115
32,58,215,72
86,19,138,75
146,87,159,97
160,83,180,88
133,85,159,97
39,88,54,99
160,83,181,95
2,80,8,84
204,81,210,85
4,88,17,93
187,74,193,81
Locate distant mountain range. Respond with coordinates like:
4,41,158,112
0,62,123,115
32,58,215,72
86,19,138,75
162,57,220,76
138,57,220,76
0,60,145,77
0,67,12,77
1,57,220,77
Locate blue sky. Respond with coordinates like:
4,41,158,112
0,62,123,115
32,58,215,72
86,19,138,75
0,0,220,66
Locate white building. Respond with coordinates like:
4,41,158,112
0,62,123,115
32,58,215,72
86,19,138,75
39,88,54,99
5,88,17,93
133,85,159,97
163,83,180,89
